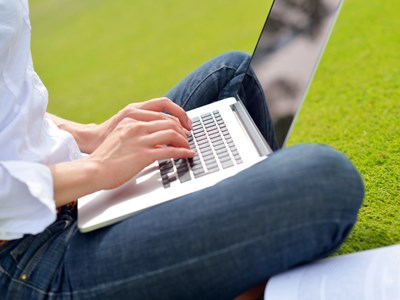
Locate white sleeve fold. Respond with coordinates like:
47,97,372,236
0,161,56,240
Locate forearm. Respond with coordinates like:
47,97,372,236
46,113,99,153
49,158,102,207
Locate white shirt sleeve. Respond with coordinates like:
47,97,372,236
0,161,56,240
0,0,79,240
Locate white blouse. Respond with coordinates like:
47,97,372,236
0,0,82,240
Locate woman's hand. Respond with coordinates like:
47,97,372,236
83,97,192,153
89,116,195,190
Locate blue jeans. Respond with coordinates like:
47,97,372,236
0,52,364,299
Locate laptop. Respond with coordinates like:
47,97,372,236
78,0,344,232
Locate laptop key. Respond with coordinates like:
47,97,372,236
199,144,211,151
205,124,217,131
210,135,223,141
160,167,174,176
193,168,206,178
191,116,200,123
191,165,204,172
231,149,240,156
208,132,221,140
160,160,173,169
201,113,212,118
161,175,171,188
211,139,225,147
218,154,232,162
200,147,213,155
206,127,219,134
202,153,215,162
221,159,234,169
202,118,215,125
195,135,208,142
233,153,242,160
214,143,226,151
192,125,203,132
216,148,227,156
177,169,192,183
177,163,188,172
206,162,219,171
205,159,217,167
207,167,219,174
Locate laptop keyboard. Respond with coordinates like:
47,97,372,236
158,110,243,189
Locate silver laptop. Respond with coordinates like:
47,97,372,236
78,0,344,232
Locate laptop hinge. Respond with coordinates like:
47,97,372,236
230,99,273,157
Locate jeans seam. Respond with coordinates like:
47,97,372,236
45,218,351,298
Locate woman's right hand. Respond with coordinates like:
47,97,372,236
89,116,195,190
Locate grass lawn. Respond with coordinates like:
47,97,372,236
30,0,399,255
288,0,400,254
30,0,269,123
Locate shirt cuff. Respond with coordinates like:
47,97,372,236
0,161,56,240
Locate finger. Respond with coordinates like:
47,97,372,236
144,129,191,149
150,146,196,162
137,119,190,139
120,105,182,126
138,98,192,130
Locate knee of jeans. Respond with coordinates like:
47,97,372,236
217,51,251,69
295,144,365,214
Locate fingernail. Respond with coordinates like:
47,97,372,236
187,118,192,129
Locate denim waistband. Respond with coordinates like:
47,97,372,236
0,203,77,251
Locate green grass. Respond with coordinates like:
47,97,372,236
30,0,269,123
287,0,400,254
30,0,400,254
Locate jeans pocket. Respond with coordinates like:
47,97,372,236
8,216,73,281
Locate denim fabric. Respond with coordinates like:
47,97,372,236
0,52,364,299
166,51,278,150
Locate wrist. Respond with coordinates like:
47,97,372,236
70,123,100,154
50,158,102,207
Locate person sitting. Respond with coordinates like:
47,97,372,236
0,1,364,299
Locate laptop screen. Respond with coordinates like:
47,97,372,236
248,0,343,148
